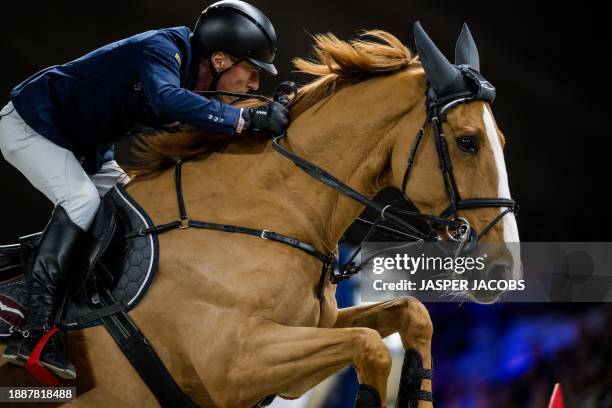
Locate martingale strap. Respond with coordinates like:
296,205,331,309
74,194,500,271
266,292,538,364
125,160,337,302
123,81,519,292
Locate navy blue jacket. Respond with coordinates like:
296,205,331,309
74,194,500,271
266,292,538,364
9,27,241,173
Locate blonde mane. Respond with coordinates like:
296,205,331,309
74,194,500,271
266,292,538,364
128,30,419,177
291,30,418,116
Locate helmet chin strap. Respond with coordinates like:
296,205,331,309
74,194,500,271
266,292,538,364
206,57,242,92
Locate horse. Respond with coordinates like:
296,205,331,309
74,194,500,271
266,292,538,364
0,25,520,408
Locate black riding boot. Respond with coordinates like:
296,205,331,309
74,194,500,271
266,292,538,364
2,205,87,379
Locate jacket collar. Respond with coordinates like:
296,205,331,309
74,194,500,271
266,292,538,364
185,33,200,90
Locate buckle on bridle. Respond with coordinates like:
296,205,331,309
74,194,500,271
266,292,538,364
380,205,392,221
446,217,471,243
178,215,191,229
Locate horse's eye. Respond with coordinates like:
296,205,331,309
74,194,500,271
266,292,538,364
457,136,479,153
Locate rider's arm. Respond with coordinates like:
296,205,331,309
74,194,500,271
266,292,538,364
136,37,241,134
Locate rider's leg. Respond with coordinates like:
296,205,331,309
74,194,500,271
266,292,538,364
89,159,131,196
3,206,87,379
0,103,101,379
0,102,100,231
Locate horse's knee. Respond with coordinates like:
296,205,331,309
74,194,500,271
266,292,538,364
397,297,433,340
352,328,392,374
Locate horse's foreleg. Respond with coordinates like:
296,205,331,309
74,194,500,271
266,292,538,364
334,297,433,407
192,323,392,408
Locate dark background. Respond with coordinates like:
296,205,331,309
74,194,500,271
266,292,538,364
0,0,608,242
1,2,611,406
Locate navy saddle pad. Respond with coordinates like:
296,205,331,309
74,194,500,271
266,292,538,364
0,184,159,338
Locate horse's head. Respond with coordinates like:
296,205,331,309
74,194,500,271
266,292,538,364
387,23,520,303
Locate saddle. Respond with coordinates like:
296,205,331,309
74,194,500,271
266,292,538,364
0,183,275,408
0,184,159,335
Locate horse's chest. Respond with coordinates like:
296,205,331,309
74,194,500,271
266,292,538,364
270,291,321,326
271,284,338,328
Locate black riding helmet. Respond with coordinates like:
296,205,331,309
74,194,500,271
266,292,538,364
192,0,278,76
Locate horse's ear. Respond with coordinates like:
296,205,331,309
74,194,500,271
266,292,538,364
413,21,460,93
454,23,480,71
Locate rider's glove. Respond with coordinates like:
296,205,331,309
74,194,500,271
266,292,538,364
236,101,290,137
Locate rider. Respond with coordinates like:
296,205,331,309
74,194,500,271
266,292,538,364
0,0,289,379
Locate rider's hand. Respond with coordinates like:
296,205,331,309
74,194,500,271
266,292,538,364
238,101,290,137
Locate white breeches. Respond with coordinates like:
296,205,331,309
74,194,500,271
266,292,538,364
0,101,130,230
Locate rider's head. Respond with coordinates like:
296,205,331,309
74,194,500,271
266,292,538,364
192,0,277,102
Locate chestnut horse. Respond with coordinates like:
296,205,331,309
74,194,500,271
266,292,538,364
0,27,519,407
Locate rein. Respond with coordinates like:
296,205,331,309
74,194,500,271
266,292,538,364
127,81,518,300
268,82,518,274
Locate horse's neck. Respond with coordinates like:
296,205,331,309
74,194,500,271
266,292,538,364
250,76,425,252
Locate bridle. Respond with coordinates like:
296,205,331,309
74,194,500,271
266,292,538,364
270,82,517,274
191,79,518,282
399,101,518,246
